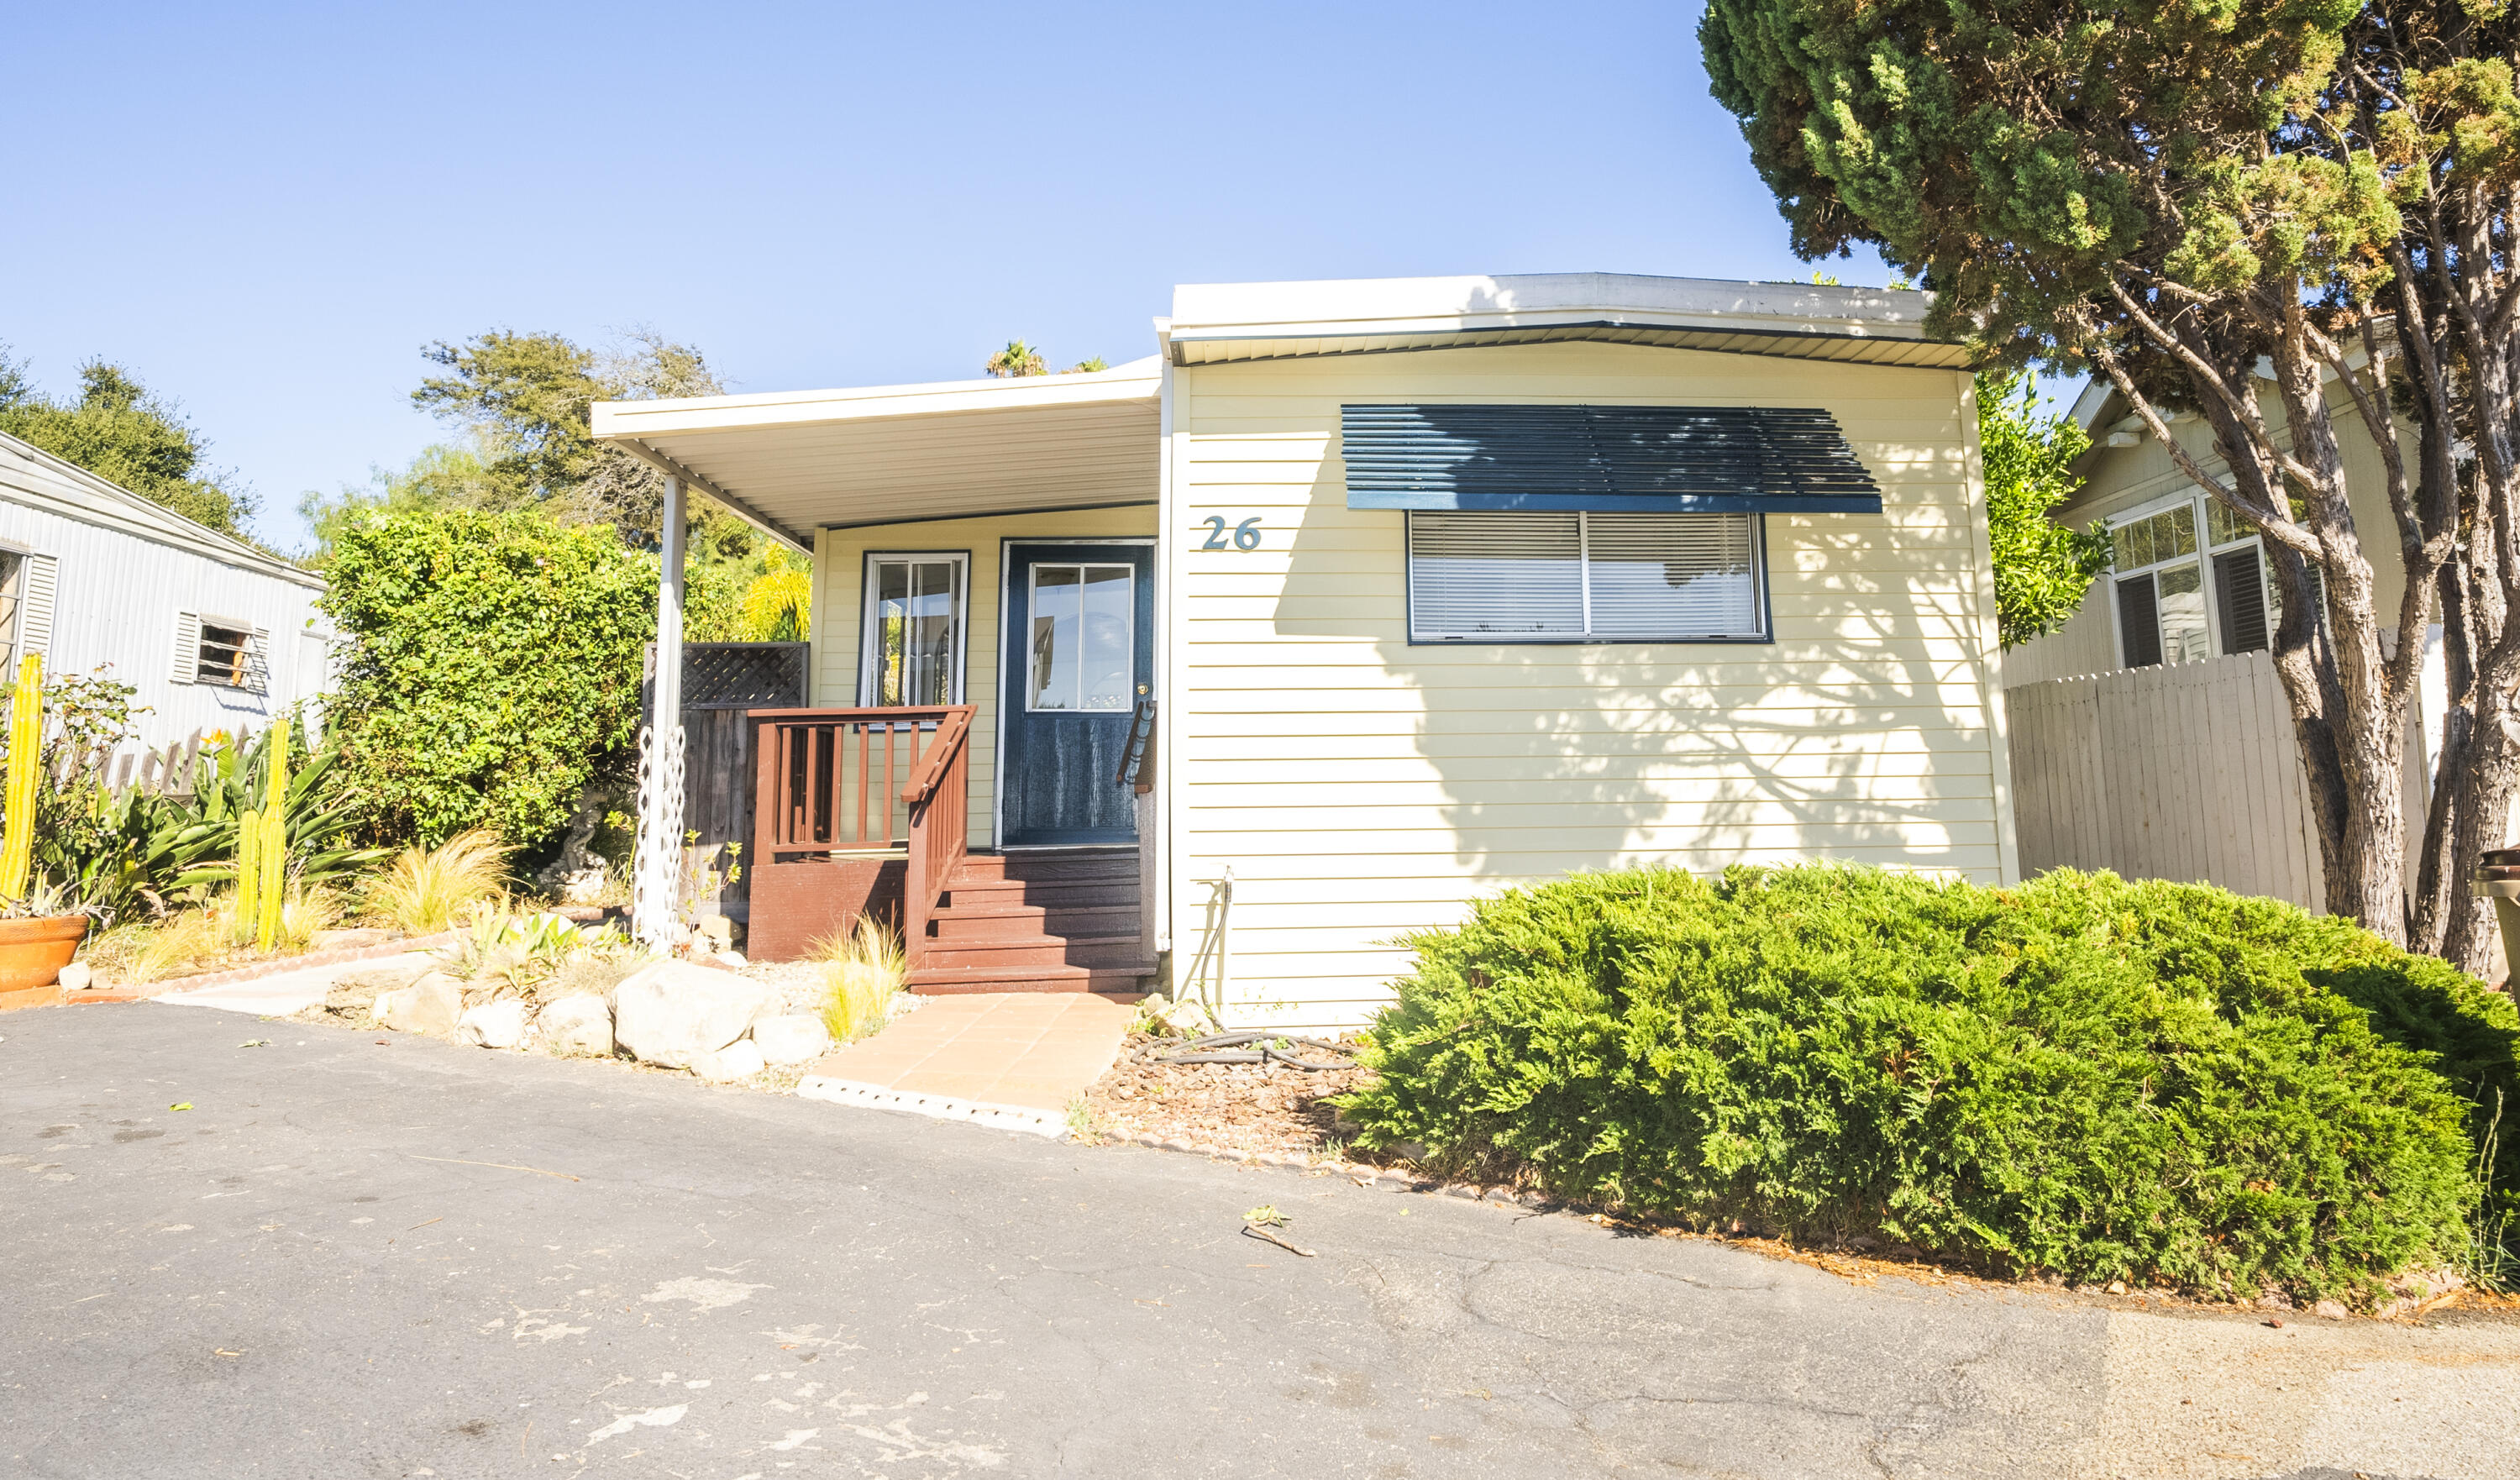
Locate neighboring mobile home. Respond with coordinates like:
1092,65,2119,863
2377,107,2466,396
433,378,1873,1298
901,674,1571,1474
1998,374,2442,919
0,429,329,753
2002,378,2412,690
596,273,2009,1027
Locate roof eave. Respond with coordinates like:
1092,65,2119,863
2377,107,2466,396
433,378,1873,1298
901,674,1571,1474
1168,318,1973,370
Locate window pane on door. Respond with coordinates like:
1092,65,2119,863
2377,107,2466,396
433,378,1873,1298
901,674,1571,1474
1030,566,1082,711
1030,564,1133,711
2156,560,2209,663
1079,565,1132,711
873,559,960,706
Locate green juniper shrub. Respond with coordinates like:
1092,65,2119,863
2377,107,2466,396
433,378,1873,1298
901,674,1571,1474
1338,865,2514,1302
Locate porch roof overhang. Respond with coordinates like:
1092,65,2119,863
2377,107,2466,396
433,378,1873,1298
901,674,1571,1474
1164,273,1974,371
591,357,1163,548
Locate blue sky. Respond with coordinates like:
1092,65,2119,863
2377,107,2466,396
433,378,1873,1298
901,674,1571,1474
5,1,1902,552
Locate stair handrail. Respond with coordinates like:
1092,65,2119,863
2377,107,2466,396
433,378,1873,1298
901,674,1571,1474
899,705,977,971
899,707,974,804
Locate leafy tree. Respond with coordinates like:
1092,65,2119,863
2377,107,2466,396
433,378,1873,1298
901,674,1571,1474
1978,371,2110,648
408,328,725,544
984,340,1108,376
319,506,656,851
0,351,258,538
984,339,1047,378
735,547,811,641
296,443,501,567
1700,0,2520,962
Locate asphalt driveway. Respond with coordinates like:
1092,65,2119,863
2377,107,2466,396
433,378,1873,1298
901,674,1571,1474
1,1001,2511,1479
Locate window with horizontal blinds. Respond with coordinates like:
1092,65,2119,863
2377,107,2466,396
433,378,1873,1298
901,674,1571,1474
1407,511,1767,642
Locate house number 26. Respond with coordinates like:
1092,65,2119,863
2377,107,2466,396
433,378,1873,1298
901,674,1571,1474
1200,516,1263,550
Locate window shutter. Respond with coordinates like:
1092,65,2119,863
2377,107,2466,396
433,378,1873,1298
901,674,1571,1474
1408,512,1583,638
2116,575,2163,668
2214,544,2269,654
171,611,202,685
18,554,55,661
247,627,270,694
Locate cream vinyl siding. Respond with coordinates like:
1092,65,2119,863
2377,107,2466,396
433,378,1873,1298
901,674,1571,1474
1167,340,2009,1027
814,506,1158,848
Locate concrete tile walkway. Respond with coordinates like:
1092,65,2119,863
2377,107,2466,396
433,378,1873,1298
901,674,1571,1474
157,952,439,1018
801,993,1136,1126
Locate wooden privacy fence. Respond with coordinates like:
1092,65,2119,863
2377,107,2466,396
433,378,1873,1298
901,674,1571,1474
642,640,810,856
2006,650,2326,910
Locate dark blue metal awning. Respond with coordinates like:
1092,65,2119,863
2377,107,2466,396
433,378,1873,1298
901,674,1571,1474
1341,403,1883,514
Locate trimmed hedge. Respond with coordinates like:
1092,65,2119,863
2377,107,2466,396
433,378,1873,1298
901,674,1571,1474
1339,865,2518,1299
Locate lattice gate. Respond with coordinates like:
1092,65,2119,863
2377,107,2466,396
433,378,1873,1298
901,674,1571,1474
643,642,810,912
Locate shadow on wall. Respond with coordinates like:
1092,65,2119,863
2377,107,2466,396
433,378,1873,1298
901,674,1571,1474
1261,453,1992,884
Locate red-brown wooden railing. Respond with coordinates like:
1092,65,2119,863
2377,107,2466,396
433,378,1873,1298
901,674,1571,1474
896,707,972,963
749,706,974,961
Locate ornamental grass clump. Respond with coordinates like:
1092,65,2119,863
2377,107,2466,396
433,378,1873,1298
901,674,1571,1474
1339,865,2518,1303
366,830,511,934
815,916,906,1044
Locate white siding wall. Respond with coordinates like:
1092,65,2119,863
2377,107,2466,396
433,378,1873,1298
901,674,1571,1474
1167,341,2012,1027
0,496,328,750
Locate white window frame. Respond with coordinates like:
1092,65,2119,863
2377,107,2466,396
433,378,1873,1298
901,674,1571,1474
182,611,266,691
1404,510,1772,644
2105,490,2276,668
0,548,24,680
1022,561,1137,714
857,551,969,707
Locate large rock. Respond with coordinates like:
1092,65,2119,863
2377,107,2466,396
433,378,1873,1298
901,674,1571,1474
751,1014,831,1067
611,959,775,1069
536,994,614,1057
374,973,462,1036
456,999,529,1048
690,1038,766,1082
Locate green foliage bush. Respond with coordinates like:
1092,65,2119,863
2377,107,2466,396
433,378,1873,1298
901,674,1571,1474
1341,865,2517,1300
320,506,654,851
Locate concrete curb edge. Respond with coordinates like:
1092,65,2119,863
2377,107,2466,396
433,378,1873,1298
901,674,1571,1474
1098,1128,1552,1207
796,1075,1071,1139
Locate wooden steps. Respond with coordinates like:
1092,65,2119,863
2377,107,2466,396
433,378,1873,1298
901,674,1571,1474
906,850,1153,995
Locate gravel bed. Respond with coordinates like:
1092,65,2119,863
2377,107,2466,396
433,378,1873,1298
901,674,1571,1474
736,959,832,1016
734,957,925,1024
1083,1031,1371,1158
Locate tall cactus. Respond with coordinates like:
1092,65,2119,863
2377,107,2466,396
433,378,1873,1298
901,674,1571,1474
0,653,39,901
234,805,263,943
255,722,291,950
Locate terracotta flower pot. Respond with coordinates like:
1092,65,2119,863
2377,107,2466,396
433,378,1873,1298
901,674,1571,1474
0,915,89,991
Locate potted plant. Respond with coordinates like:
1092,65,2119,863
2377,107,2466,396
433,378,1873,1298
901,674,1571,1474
0,881,89,995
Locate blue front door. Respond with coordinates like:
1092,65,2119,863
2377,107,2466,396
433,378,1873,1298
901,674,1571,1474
1000,543,1154,847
